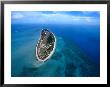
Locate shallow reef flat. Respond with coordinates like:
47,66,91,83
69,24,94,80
18,36,99,77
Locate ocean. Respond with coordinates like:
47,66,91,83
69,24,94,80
11,23,100,77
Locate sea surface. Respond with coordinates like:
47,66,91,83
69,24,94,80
11,23,100,77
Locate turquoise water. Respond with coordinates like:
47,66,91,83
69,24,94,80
11,24,100,77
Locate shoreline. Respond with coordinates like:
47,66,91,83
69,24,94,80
36,30,56,62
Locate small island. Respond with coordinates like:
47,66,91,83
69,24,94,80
36,29,56,62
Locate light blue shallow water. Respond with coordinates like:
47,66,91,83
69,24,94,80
11,24,100,77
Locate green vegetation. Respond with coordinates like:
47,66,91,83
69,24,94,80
40,48,47,57
47,35,53,44
47,46,52,52
37,29,55,60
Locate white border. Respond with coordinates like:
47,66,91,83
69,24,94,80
4,4,107,84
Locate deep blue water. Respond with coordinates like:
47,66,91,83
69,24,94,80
11,23,100,77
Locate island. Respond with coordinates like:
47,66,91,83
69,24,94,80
36,29,56,62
